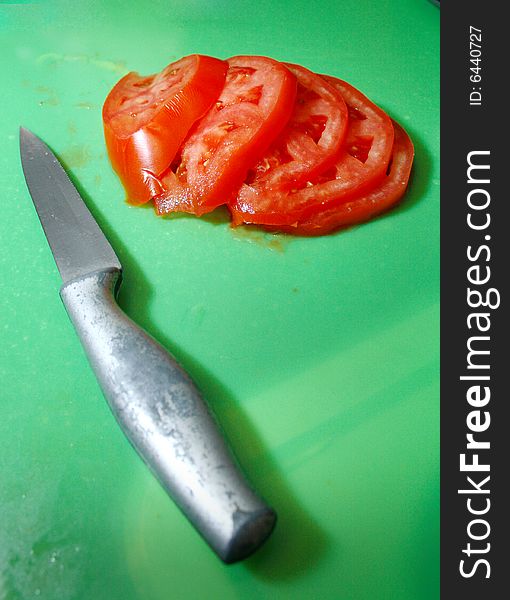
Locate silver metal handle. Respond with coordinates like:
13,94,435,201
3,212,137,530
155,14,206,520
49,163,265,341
59,268,275,563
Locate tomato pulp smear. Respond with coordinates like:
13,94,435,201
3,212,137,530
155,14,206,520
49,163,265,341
103,54,227,205
154,56,297,216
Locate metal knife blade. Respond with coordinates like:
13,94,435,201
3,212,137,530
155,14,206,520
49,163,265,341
19,127,121,283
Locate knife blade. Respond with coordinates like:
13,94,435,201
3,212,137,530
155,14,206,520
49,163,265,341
20,128,121,283
19,127,276,563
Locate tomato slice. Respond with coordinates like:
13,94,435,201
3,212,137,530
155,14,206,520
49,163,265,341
103,55,227,205
154,56,297,216
229,75,394,226
266,121,414,236
229,63,348,218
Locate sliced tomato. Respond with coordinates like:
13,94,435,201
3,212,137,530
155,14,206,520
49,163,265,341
103,55,227,205
266,121,414,235
154,56,297,216
229,75,394,226
229,63,348,217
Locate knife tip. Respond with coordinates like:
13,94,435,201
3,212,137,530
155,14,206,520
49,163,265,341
19,127,44,159
19,126,33,141
19,126,31,149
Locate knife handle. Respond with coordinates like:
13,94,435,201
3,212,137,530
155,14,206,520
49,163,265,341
60,268,275,563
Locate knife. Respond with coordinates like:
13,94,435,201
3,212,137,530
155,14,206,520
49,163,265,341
19,127,276,564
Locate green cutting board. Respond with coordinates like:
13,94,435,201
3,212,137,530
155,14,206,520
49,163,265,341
0,1,439,598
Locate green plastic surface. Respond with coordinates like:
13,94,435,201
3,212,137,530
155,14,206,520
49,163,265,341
0,1,439,598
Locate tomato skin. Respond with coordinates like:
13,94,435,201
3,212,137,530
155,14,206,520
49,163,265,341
103,55,227,205
261,121,414,236
229,75,394,227
154,56,297,216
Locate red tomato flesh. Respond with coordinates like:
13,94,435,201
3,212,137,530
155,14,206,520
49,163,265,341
154,56,297,216
229,75,394,226
231,63,348,218
103,55,227,204
265,121,414,236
